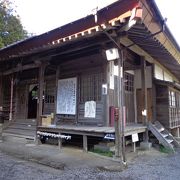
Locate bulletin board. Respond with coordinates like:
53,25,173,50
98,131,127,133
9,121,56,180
56,77,77,115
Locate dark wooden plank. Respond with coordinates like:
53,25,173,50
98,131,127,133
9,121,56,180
15,85,28,119
0,75,3,107
43,76,56,115
78,103,104,125
83,135,88,152
3,63,40,76
37,64,46,125
140,57,149,142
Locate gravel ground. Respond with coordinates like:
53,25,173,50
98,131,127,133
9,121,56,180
1,149,180,180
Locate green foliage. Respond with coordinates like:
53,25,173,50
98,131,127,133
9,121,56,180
91,148,114,157
159,144,174,154
0,0,28,48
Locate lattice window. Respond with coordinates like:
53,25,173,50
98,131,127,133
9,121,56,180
45,94,55,104
79,73,104,102
169,90,176,107
169,89,180,128
124,72,134,92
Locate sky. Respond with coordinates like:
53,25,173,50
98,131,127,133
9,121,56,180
13,0,180,45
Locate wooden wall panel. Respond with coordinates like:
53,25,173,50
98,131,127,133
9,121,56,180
136,88,153,123
2,77,16,120
0,76,2,107
155,85,169,128
15,85,28,120
43,78,56,115
78,102,104,125
125,91,135,124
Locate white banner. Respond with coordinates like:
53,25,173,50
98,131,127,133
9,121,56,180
56,77,77,115
84,101,96,118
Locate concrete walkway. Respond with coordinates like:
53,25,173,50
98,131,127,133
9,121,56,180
0,136,125,171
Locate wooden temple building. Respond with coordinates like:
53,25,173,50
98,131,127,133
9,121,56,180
0,0,180,153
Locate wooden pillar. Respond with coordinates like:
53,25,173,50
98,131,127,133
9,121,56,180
119,49,126,163
37,63,46,126
76,74,80,124
54,66,60,117
9,76,14,121
106,61,115,127
83,135,88,152
0,74,3,108
152,64,156,122
114,48,124,159
58,133,62,150
101,63,108,127
141,57,149,142
0,74,3,140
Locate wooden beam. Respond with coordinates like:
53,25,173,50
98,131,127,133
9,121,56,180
152,64,156,122
54,66,60,117
9,76,14,121
120,37,178,82
141,56,149,142
58,133,62,151
3,63,40,76
105,61,112,127
0,74,2,107
141,57,147,122
37,63,46,126
83,135,88,152
141,0,180,64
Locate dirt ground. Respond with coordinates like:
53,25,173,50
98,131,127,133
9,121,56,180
0,141,180,180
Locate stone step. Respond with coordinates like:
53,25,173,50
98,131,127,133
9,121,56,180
3,128,36,138
3,133,35,143
6,123,36,131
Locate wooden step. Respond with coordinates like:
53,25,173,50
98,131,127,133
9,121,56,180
154,122,165,132
148,121,178,152
3,132,35,140
160,132,168,138
166,139,173,144
3,129,36,137
3,120,36,139
7,124,36,131
157,127,165,132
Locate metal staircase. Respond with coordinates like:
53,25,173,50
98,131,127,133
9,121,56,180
148,121,180,152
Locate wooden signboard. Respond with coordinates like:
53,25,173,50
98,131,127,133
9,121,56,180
56,77,77,115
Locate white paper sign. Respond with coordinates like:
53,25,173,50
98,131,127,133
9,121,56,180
102,84,107,95
142,109,147,116
56,77,77,115
110,74,114,90
132,133,139,142
84,101,96,118
105,48,119,61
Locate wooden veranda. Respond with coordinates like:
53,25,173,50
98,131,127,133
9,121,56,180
37,124,146,151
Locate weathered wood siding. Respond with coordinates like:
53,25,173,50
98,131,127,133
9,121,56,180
136,88,153,123
15,84,28,119
77,71,105,125
0,76,3,107
43,78,56,115
2,77,16,120
156,84,180,129
53,53,106,126
78,102,104,125
156,85,169,128
124,72,135,124
168,87,180,128
125,91,135,124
